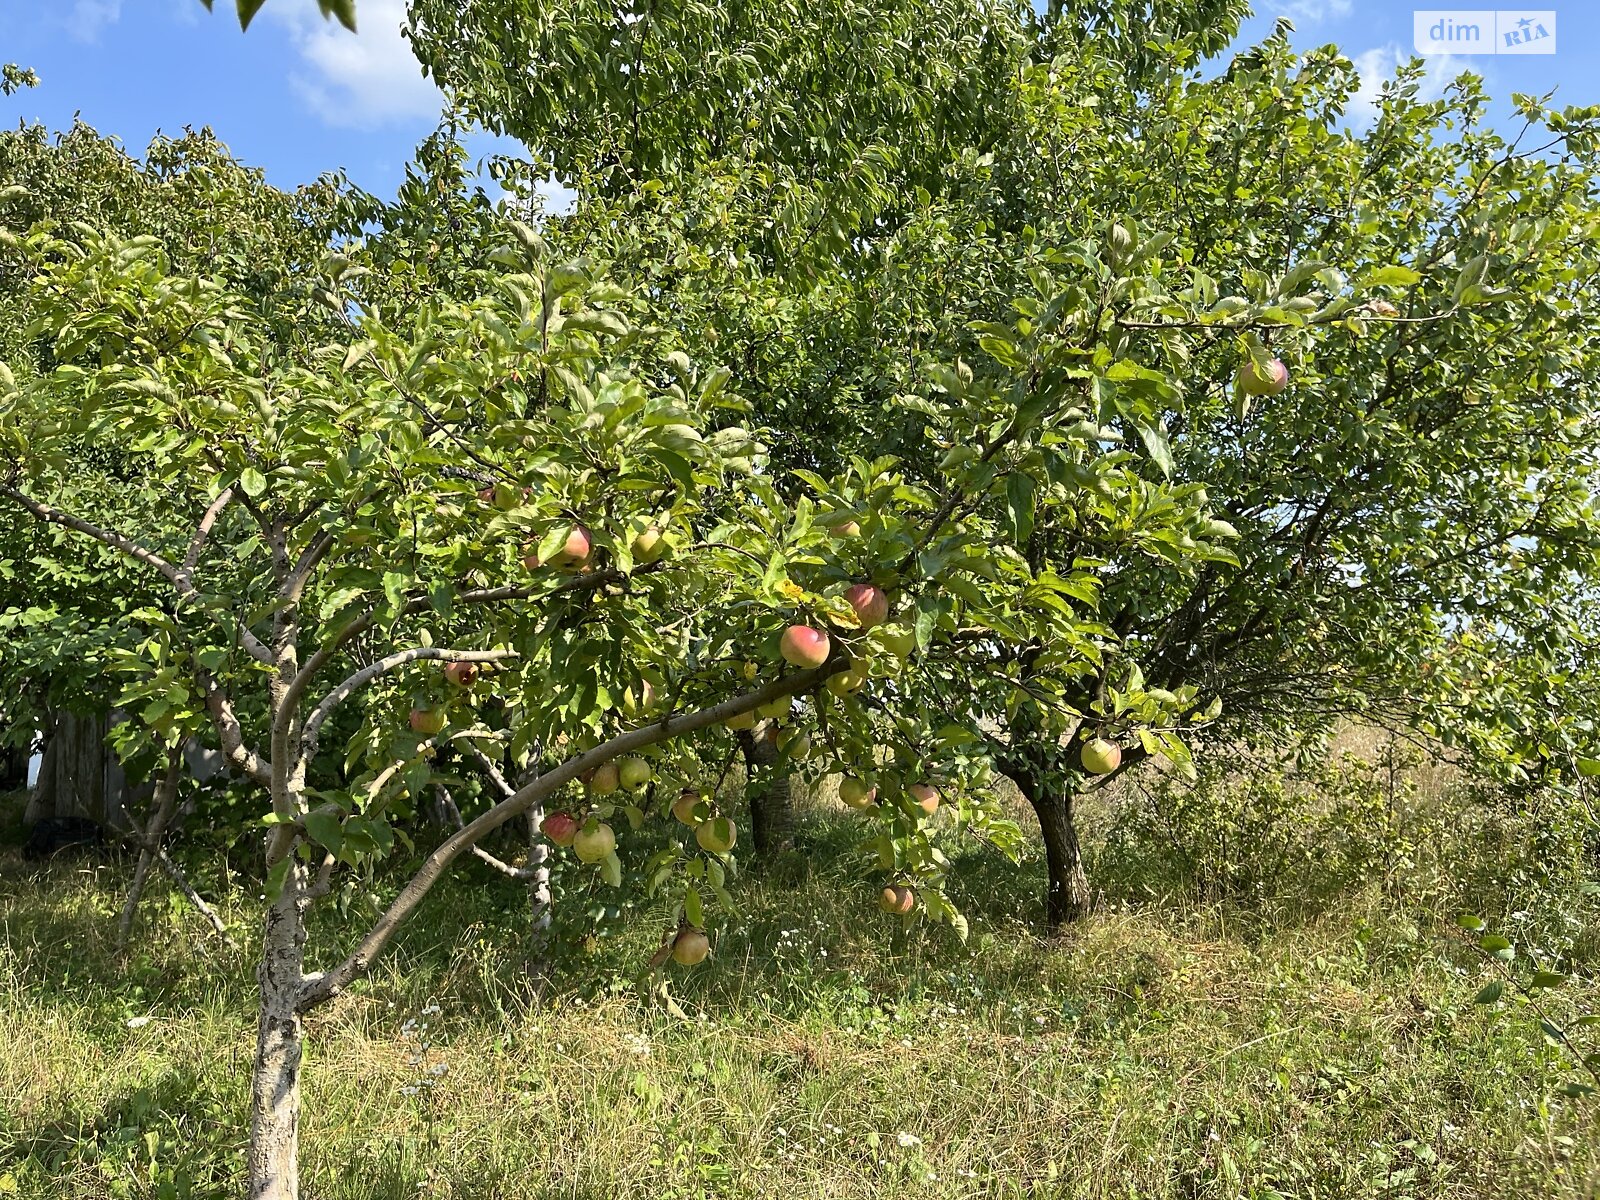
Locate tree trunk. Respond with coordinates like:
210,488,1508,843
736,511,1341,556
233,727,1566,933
248,886,308,1200
117,749,183,952
1013,771,1091,929
525,807,552,957
738,726,794,855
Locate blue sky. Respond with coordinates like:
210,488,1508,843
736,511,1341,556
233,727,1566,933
2,0,1598,199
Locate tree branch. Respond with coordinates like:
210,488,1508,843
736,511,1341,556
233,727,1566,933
199,671,273,786
2,484,275,665
297,647,519,763
298,660,835,1010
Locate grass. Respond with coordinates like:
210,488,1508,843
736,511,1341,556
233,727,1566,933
0,770,1597,1200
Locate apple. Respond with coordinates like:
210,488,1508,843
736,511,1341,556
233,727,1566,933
1080,737,1122,775
539,811,580,847
618,757,652,792
827,668,866,697
409,706,447,736
573,821,616,863
443,661,479,688
671,928,711,966
725,710,757,732
672,789,705,825
780,625,831,669
828,518,861,539
521,544,542,571
550,524,593,569
879,884,915,915
587,762,621,796
477,485,496,506
909,783,941,816
631,526,666,565
1237,356,1289,398
876,625,917,658
757,695,791,720
1370,299,1400,318
779,729,812,761
843,583,889,629
839,777,877,809
695,816,737,854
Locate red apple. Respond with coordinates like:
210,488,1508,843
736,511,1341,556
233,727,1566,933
539,811,580,847
828,518,861,538
879,884,915,915
1237,356,1289,398
780,625,831,669
551,524,593,569
443,661,478,688
909,783,940,816
843,583,889,629
409,706,447,736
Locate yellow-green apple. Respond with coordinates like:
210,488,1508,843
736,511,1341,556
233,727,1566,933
573,821,616,863
695,817,737,854
671,928,711,965
1081,738,1122,775
838,777,877,809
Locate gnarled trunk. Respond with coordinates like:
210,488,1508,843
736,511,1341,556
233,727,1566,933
1012,769,1091,929
248,886,308,1200
738,726,793,855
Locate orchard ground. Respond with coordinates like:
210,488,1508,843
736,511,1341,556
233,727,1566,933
1,740,1597,1199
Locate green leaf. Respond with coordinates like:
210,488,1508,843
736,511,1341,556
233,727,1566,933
1456,914,1485,931
236,0,269,29
1473,980,1503,1004
1134,422,1174,478
304,809,344,854
600,851,623,888
1361,265,1421,288
264,857,292,902
1529,970,1567,990
1004,472,1035,544
239,467,267,497
684,884,704,928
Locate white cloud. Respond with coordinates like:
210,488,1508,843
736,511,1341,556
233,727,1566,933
68,0,122,42
1347,44,1464,126
267,0,444,129
1268,0,1353,23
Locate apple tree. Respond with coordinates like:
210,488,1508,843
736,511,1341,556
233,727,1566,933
412,0,1600,924
0,152,1239,1194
